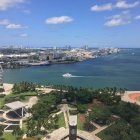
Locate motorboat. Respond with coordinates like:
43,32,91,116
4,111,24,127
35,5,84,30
62,73,72,78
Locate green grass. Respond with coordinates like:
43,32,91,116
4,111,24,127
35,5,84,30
3,132,17,140
77,114,96,131
3,132,41,140
77,114,85,130
7,91,37,98
96,126,112,140
57,113,65,128
0,97,5,108
22,121,28,132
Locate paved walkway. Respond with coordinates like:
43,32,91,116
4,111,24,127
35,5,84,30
60,104,69,128
91,122,101,129
90,122,112,140
42,104,111,140
63,111,69,128
52,111,62,117
43,127,96,140
91,125,109,140
25,96,38,108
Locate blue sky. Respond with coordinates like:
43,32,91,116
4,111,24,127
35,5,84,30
0,0,140,48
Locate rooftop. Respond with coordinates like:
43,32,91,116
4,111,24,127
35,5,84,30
5,101,26,110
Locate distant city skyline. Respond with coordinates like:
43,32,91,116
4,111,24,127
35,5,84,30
0,0,140,48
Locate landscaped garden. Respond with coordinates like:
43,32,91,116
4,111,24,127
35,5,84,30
1,82,140,140
3,132,17,140
56,113,65,128
77,113,86,130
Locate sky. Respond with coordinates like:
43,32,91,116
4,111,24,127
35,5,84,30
0,0,140,48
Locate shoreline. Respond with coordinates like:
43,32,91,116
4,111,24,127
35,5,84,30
2,83,56,95
3,83,14,94
121,91,140,106
2,83,140,106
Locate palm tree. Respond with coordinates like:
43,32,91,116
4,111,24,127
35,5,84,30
12,127,23,140
26,119,36,136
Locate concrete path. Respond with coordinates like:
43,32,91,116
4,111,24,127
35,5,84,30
63,111,69,128
91,122,101,129
90,122,112,140
25,96,38,108
43,127,96,140
42,104,111,140
52,111,62,117
60,104,69,128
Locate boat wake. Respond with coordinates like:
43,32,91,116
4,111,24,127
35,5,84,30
71,75,94,78
62,73,93,78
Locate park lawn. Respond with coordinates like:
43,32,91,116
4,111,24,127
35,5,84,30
5,91,37,101
3,132,17,140
96,126,113,140
77,113,85,130
57,113,65,128
22,121,28,132
7,91,37,98
0,97,5,108
17,91,38,101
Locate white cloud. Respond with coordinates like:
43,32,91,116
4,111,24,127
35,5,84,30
116,0,139,9
135,15,140,19
46,16,73,24
91,3,113,11
23,9,31,14
0,0,26,10
104,11,131,27
0,19,10,25
6,23,28,29
20,33,28,37
0,19,28,29
91,1,139,12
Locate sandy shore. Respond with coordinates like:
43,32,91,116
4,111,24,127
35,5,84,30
121,91,140,106
2,83,14,95
36,87,55,94
128,93,140,101
3,83,140,106
2,83,55,95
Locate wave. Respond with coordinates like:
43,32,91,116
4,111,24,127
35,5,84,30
69,75,93,78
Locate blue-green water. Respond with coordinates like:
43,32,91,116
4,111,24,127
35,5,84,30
3,49,140,90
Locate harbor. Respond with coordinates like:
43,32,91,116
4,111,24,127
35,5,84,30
2,48,140,90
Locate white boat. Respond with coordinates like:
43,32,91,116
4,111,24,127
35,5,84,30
62,73,72,78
